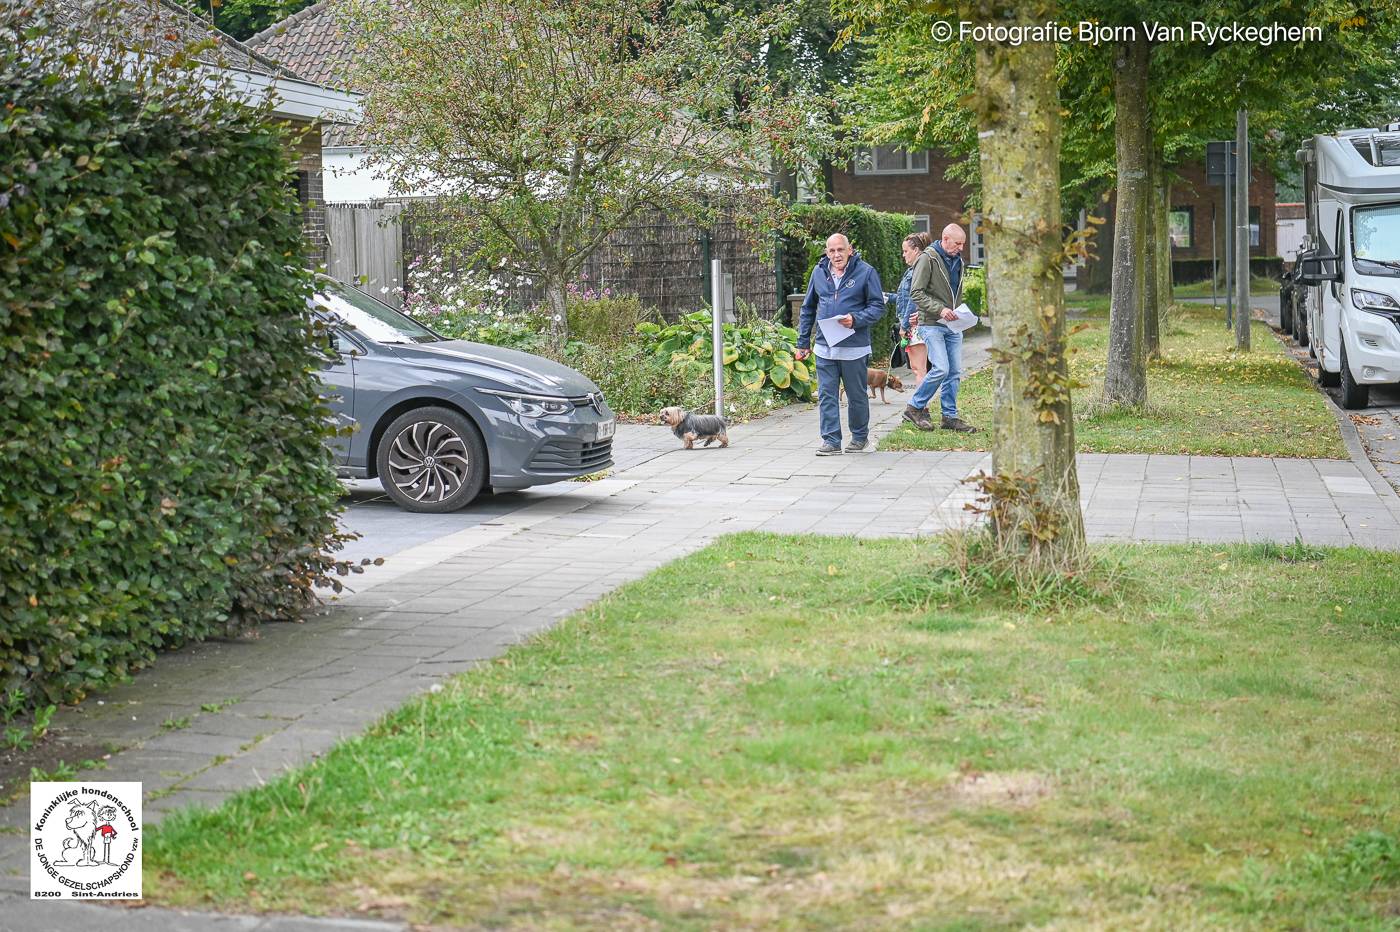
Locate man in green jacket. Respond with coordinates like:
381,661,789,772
903,223,978,433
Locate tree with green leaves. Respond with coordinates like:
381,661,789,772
178,0,317,41
842,0,1085,562
341,0,826,354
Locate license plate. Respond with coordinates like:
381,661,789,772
597,419,615,441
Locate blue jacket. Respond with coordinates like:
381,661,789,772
894,266,916,330
797,253,886,354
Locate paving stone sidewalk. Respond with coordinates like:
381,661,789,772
7,325,1400,928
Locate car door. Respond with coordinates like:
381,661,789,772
321,328,358,465
1318,205,1346,370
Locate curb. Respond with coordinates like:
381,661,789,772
1270,327,1400,525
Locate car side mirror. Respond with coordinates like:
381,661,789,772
1298,250,1341,285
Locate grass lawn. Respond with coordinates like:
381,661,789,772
146,534,1400,928
881,303,1346,458
1173,276,1281,299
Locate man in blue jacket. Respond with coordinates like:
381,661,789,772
795,234,887,455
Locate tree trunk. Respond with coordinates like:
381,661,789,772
1103,38,1149,407
1155,163,1173,332
1081,192,1114,294
543,277,569,356
974,0,1085,559
1235,109,1251,351
1144,143,1160,359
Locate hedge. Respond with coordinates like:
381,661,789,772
780,203,913,365
0,18,348,707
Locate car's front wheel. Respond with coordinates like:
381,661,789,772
1339,342,1370,410
376,406,487,513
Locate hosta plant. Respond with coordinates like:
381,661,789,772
635,312,814,402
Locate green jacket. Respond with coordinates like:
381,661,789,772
909,246,963,326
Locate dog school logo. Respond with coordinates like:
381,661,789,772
30,782,142,900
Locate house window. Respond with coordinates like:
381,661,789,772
854,145,928,175
1169,207,1193,248
1248,206,1261,247
910,215,930,235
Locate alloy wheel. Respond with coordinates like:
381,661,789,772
385,420,471,504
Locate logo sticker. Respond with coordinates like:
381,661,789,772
31,782,141,900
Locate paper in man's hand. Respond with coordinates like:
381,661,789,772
944,303,980,334
818,315,856,346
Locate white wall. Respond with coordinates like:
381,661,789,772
1277,217,1306,263
324,149,393,203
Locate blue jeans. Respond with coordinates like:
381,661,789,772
909,325,963,419
815,354,869,447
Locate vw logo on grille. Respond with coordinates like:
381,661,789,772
589,392,605,413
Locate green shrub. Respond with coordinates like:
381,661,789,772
0,10,349,708
568,342,783,419
636,312,814,402
428,306,547,353
781,203,911,363
565,289,656,347
963,265,987,318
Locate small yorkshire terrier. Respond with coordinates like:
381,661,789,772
659,406,729,449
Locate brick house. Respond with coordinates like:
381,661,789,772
71,0,360,266
829,147,987,264
828,145,1278,284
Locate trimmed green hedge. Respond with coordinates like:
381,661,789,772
781,203,913,365
0,25,347,706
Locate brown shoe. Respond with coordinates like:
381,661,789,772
902,405,934,431
941,416,979,433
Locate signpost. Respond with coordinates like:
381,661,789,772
711,258,725,417
1205,140,1235,329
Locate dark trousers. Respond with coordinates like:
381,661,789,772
815,354,869,447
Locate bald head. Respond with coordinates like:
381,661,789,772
940,224,966,257
824,233,852,273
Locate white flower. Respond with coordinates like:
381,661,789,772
728,403,736,412
553,314,562,322
764,399,772,407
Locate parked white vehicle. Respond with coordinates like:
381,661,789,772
1296,124,1400,408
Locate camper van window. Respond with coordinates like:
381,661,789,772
1353,205,1400,277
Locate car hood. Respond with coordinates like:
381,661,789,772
386,340,601,396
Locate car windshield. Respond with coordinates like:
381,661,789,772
315,284,442,344
1353,204,1400,277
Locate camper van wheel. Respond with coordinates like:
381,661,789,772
1339,343,1370,410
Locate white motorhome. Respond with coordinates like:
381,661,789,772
1296,125,1400,408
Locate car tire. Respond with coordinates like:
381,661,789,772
1339,342,1370,410
375,406,487,513
1279,288,1293,333
1294,294,1309,346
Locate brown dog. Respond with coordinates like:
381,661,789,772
840,367,908,404
838,368,904,403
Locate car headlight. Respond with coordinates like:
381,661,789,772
1352,289,1400,314
475,388,574,418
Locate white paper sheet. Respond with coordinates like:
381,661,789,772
944,303,980,334
818,315,856,345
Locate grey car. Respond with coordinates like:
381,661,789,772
314,282,614,512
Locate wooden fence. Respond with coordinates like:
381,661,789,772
323,200,782,319
325,203,404,307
